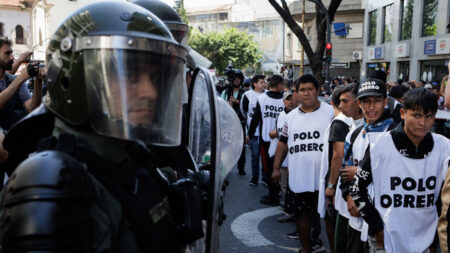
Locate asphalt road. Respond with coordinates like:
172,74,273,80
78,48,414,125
219,146,330,253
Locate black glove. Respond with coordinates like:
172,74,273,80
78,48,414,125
27,63,39,77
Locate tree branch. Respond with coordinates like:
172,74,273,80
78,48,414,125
268,0,315,64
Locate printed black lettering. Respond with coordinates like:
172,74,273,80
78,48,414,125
426,194,434,207
300,144,307,152
265,105,270,111
403,195,415,208
313,131,320,139
293,134,299,142
381,195,391,208
319,144,323,152
289,146,294,154
402,177,416,191
312,143,318,151
391,177,401,190
418,178,426,192
307,143,313,151
278,107,284,112
295,145,299,153
416,195,426,208
426,176,436,190
300,133,306,140
394,194,402,207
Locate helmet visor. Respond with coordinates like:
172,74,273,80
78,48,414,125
84,49,185,146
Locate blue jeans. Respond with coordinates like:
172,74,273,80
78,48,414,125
250,136,260,180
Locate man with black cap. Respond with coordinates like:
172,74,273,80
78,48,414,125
369,70,403,123
388,85,409,105
339,78,397,252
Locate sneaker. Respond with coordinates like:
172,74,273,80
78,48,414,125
249,180,258,186
311,238,325,253
286,231,298,239
259,195,279,206
260,180,268,187
277,214,294,223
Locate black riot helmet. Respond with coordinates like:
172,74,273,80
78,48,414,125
45,1,187,146
232,69,244,87
132,0,189,47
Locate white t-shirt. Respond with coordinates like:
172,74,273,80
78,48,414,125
369,132,450,253
317,113,353,218
268,109,288,167
281,102,334,193
240,89,264,136
258,93,285,142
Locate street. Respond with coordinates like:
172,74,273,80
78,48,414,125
219,147,330,253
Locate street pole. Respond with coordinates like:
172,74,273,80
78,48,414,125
307,0,331,81
300,0,305,77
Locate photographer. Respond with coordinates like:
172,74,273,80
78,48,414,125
221,68,246,175
0,38,44,130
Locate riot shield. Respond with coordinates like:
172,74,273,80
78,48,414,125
187,67,243,253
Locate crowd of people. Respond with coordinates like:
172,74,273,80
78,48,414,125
222,62,450,253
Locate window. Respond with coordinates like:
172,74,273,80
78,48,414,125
347,23,363,38
399,0,413,40
219,13,227,21
39,29,42,46
15,25,24,44
420,60,447,82
382,4,393,43
422,0,438,37
368,10,377,45
287,33,292,55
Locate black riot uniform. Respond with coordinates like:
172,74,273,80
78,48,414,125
0,2,206,252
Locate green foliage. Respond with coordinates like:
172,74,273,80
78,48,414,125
189,27,262,75
400,0,413,40
368,10,377,45
422,0,438,37
174,0,189,25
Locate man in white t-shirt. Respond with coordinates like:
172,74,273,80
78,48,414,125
273,74,334,253
241,75,266,185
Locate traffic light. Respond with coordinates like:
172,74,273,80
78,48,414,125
325,43,332,62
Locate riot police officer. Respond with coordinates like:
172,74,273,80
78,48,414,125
0,2,204,252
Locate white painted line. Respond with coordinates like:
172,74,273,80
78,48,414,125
230,206,284,247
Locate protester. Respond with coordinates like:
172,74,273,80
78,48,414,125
0,38,44,130
369,70,402,124
272,74,334,253
351,88,449,253
249,74,284,205
317,85,353,253
241,74,266,185
340,79,397,252
388,85,409,105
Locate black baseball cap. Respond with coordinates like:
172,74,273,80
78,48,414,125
356,78,387,100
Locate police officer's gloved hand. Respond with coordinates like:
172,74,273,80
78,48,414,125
27,62,40,78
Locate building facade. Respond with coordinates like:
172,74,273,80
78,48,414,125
186,0,286,73
0,0,49,61
362,0,450,83
287,0,365,80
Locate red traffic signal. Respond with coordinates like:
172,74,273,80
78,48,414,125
325,43,332,62
326,43,332,50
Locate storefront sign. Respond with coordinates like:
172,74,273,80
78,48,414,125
424,40,436,55
330,62,350,68
396,43,409,57
368,48,375,60
436,38,450,54
374,47,384,59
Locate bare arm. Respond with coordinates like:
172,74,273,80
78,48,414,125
0,70,30,110
24,67,44,112
325,141,345,196
272,141,288,183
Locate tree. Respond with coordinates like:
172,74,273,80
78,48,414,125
189,27,262,75
268,0,342,83
174,0,189,25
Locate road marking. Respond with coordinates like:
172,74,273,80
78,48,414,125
230,206,284,247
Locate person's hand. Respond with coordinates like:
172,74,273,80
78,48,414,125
325,187,335,197
272,167,281,184
347,195,360,217
17,51,32,63
35,65,46,81
341,166,358,182
374,230,384,248
245,136,250,144
269,129,277,139
227,100,233,106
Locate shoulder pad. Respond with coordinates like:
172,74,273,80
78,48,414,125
1,150,92,251
4,150,90,205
